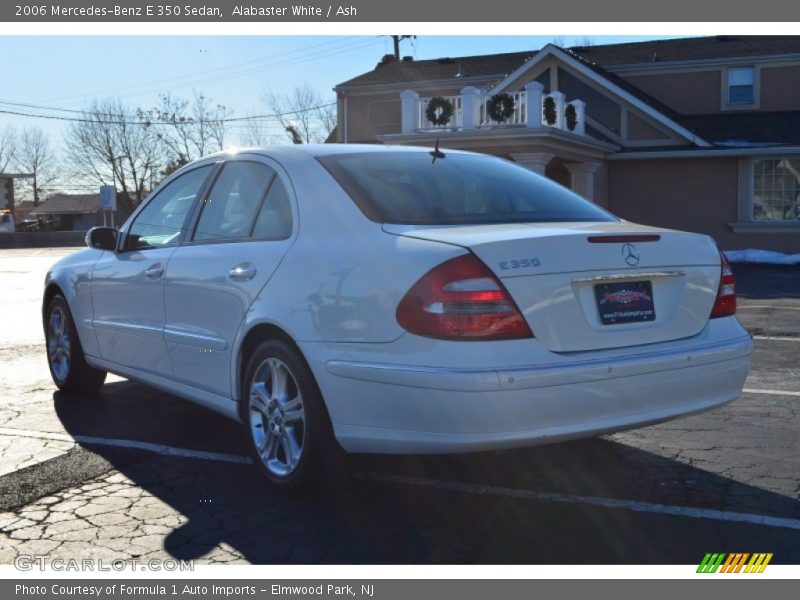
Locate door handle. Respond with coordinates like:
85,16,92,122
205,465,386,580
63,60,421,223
144,263,165,279
229,262,257,282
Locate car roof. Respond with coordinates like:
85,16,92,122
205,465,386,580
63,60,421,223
200,143,475,161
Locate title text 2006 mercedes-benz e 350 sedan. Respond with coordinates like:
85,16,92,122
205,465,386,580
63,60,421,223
43,145,753,488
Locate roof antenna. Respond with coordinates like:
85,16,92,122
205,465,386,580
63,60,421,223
430,138,446,164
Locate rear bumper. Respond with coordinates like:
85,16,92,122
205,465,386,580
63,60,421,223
319,330,753,454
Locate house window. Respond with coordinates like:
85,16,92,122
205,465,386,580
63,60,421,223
753,158,800,221
727,67,755,105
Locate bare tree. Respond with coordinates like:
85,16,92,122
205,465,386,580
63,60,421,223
142,94,194,167
239,114,274,147
143,91,231,170
64,99,163,214
264,83,336,144
191,91,231,153
16,127,58,206
0,126,16,173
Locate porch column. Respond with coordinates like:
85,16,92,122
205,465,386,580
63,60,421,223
524,81,544,128
510,152,554,175
568,100,586,135
565,160,603,201
460,86,481,131
549,91,566,129
400,90,419,134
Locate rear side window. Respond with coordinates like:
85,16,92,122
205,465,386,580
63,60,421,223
251,178,293,240
318,152,616,225
193,161,276,242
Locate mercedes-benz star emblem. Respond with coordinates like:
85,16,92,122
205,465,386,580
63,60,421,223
621,243,640,266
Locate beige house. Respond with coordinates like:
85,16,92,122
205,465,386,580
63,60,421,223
334,36,800,253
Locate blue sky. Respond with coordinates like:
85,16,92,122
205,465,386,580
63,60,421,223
0,35,685,148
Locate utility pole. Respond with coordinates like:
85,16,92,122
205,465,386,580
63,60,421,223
391,35,415,59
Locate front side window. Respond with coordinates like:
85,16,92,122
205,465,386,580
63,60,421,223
728,67,755,105
319,151,615,225
753,158,800,221
193,161,276,242
126,165,212,250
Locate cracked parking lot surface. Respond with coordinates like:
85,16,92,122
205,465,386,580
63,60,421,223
0,248,798,564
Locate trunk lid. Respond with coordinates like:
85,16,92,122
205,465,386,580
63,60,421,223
384,222,721,352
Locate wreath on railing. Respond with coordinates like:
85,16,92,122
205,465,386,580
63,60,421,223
486,92,516,123
543,96,557,126
425,96,454,126
565,103,577,131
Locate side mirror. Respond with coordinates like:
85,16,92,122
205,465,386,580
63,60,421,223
85,227,118,251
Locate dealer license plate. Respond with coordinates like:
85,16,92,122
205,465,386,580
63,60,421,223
594,280,656,325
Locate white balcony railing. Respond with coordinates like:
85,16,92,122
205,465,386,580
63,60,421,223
400,83,586,136
479,90,529,127
415,95,462,131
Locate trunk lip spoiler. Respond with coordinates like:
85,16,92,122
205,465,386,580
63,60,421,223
571,271,686,284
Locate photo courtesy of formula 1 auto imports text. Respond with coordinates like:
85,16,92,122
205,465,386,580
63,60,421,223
0,0,799,597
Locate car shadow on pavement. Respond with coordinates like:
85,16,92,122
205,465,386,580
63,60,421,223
54,382,800,564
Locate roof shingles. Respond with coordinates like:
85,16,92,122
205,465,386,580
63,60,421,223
30,194,100,215
338,36,800,88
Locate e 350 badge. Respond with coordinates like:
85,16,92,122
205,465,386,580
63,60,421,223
498,258,541,271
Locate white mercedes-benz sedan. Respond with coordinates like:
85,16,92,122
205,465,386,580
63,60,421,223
43,145,753,488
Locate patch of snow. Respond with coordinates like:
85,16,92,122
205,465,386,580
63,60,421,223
724,249,800,265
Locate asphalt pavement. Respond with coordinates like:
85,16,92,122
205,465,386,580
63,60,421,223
0,248,798,564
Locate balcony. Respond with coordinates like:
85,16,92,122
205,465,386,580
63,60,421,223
401,82,587,136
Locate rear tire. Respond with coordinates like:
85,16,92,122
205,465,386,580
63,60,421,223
241,339,345,490
45,294,107,394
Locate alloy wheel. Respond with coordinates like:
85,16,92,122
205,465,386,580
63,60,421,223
248,357,306,477
47,306,71,381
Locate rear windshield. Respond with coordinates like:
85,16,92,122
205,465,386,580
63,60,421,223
318,151,616,225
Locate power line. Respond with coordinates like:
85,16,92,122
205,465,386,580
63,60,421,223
42,37,382,106
0,36,380,124
45,36,365,104
110,38,384,100
0,102,336,126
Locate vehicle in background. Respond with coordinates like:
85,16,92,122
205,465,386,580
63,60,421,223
16,215,61,232
0,210,14,233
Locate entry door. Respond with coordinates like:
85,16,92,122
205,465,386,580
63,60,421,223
164,158,296,397
91,165,214,376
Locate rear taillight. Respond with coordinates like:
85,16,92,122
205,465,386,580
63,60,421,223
396,254,533,340
710,250,736,318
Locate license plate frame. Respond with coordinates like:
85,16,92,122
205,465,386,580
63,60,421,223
594,280,656,325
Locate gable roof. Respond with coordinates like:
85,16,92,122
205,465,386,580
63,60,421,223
337,36,800,89
492,44,712,147
29,194,100,215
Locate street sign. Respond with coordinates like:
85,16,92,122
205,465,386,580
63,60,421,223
100,185,116,211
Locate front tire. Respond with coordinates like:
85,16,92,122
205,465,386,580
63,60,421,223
242,339,343,490
45,294,107,394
